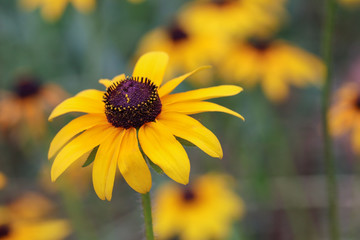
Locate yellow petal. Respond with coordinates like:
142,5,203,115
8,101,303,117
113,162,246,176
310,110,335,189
51,125,113,182
75,89,104,100
162,85,243,105
118,128,152,193
158,112,223,158
99,74,126,88
72,0,95,13
48,114,108,159
138,121,190,184
48,96,104,121
158,66,211,97
163,101,245,120
132,52,169,87
92,129,124,200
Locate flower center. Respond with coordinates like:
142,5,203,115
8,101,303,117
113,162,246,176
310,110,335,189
212,0,235,6
103,77,162,129
182,188,196,203
0,224,11,238
168,25,188,43
354,95,360,109
14,76,41,98
248,38,272,52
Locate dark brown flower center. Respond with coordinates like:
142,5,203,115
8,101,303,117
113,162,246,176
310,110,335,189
14,76,41,98
212,0,235,6
0,224,11,238
168,25,188,43
248,38,273,52
103,77,162,129
354,95,360,109
182,188,196,203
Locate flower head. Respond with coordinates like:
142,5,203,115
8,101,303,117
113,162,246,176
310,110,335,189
49,52,244,200
178,0,286,39
0,192,71,240
153,174,244,240
0,172,7,190
218,38,325,102
19,0,95,22
0,75,67,139
329,82,360,153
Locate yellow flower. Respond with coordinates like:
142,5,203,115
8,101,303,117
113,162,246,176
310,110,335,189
178,0,286,39
136,23,223,85
329,83,360,153
49,52,244,201
338,0,360,7
127,0,145,3
19,0,95,22
0,75,67,139
153,174,244,240
219,39,325,102
0,172,7,190
0,192,71,240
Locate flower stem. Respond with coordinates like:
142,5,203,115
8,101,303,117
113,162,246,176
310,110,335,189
322,0,339,239
141,192,155,240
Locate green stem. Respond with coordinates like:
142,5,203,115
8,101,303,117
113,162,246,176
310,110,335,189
141,192,155,240
322,0,339,239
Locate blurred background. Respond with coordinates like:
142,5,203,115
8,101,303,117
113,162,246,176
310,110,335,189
1,0,360,239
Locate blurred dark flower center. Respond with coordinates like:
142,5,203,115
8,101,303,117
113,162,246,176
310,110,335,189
103,77,162,129
354,95,360,109
182,188,197,202
14,77,41,98
212,0,234,6
0,224,11,238
168,25,189,42
248,38,273,51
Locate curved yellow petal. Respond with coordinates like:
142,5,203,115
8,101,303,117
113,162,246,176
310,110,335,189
162,85,243,105
163,101,245,120
132,52,169,87
99,74,126,88
158,66,211,97
118,128,152,193
48,96,104,121
92,128,124,200
51,125,113,182
158,112,223,159
72,0,95,13
138,121,190,184
48,114,108,159
75,89,104,101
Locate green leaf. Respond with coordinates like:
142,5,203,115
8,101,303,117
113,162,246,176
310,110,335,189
82,146,98,167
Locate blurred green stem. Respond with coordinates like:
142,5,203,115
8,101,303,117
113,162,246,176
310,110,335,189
322,0,339,239
141,192,155,240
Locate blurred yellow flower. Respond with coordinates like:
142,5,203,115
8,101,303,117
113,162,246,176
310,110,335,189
0,172,7,190
48,52,244,201
154,174,244,240
219,39,325,102
136,23,223,85
127,0,145,3
329,82,360,153
339,0,360,7
0,192,71,240
19,0,95,22
0,75,67,139
178,0,286,39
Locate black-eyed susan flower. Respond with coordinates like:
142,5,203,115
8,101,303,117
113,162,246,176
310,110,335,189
329,82,360,153
136,23,223,85
0,192,71,240
219,38,325,102
0,75,67,139
153,174,244,240
19,0,95,22
178,0,286,39
49,51,244,201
